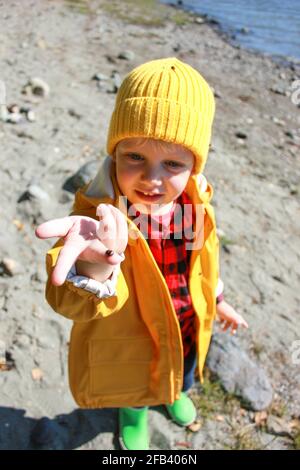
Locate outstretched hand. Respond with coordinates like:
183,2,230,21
216,300,249,335
35,204,128,286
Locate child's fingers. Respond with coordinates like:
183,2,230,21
241,320,249,329
114,210,128,250
96,204,117,248
35,217,74,239
235,315,249,329
51,242,85,286
221,320,232,332
231,320,248,334
96,204,128,253
231,324,238,335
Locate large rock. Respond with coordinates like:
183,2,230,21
206,333,273,411
63,160,99,193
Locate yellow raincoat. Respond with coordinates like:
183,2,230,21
45,158,221,408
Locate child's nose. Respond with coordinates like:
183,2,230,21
141,165,162,185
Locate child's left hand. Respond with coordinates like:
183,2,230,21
216,300,249,335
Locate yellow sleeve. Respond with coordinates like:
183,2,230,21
45,241,129,323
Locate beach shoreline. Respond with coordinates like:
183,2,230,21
161,0,300,70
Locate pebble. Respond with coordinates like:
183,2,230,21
110,71,122,93
27,184,50,202
266,416,292,437
240,27,250,34
8,104,20,114
7,113,23,124
92,72,109,81
235,131,248,139
26,110,36,122
118,50,135,61
64,160,99,192
270,85,287,96
194,17,205,24
24,77,50,98
0,257,23,276
15,334,31,348
272,116,286,126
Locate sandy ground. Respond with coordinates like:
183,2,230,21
0,0,299,450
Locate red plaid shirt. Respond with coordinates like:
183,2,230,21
128,191,196,358
129,190,224,358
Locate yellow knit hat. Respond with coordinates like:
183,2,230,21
106,57,215,174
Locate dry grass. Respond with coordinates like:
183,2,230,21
64,0,193,26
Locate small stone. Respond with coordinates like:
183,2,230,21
216,228,226,238
235,131,248,139
272,116,286,126
212,88,221,98
63,160,99,192
215,415,225,422
36,38,47,49
7,112,23,124
270,85,286,96
240,27,250,34
0,257,23,276
37,335,56,350
26,110,36,122
187,420,202,432
194,17,205,24
289,184,299,195
173,44,181,52
26,78,50,98
111,70,122,91
15,334,31,348
266,416,292,437
92,72,109,81
96,81,106,92
12,219,24,231
31,367,43,381
27,184,50,201
68,108,81,119
254,410,268,426
7,104,20,114
285,130,296,139
118,50,135,61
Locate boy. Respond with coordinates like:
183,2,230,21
36,58,248,450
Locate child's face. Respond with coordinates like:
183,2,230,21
113,138,195,214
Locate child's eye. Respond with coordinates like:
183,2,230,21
165,160,184,169
127,153,144,162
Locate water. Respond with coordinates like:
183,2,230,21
161,0,300,61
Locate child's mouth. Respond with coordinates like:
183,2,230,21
135,190,163,203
